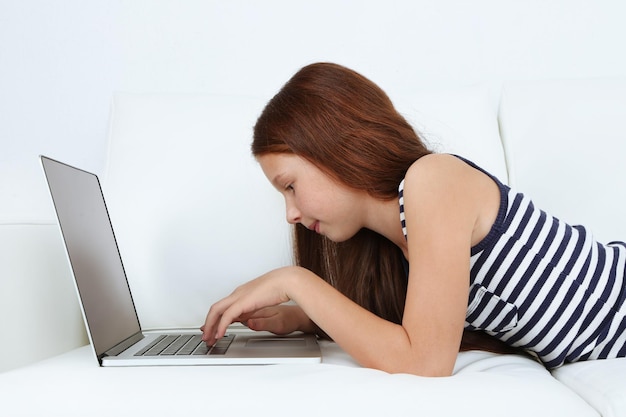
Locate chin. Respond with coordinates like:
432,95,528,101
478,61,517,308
325,229,359,243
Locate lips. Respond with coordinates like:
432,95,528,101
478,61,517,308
309,221,320,234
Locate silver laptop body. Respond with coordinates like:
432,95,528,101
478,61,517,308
40,155,321,367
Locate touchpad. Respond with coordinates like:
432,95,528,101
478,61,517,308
245,338,307,348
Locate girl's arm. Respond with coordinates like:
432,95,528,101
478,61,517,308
202,155,490,376
202,262,464,376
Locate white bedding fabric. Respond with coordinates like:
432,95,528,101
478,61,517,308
0,342,599,417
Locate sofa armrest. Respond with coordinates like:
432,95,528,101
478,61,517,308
0,224,88,373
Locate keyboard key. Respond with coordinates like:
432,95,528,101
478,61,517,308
176,335,203,355
162,335,193,355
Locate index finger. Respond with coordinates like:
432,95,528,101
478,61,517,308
201,298,229,344
202,292,251,343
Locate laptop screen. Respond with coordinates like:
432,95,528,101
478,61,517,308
41,156,141,357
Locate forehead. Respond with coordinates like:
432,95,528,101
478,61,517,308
257,152,300,169
257,153,308,183
258,152,338,185
258,152,300,171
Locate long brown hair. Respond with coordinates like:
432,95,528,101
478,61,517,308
252,63,517,355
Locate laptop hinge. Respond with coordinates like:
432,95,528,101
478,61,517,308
102,332,145,358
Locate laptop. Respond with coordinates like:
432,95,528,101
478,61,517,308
40,155,321,367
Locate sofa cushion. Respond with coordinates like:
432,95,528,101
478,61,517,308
552,359,626,417
498,77,626,244
105,93,279,330
394,84,508,183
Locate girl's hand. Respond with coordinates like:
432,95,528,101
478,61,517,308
200,266,304,345
242,305,316,335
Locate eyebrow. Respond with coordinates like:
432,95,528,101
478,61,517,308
271,173,286,189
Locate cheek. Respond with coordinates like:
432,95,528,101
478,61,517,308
295,195,314,214
305,191,333,216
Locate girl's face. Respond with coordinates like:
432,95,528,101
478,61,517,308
258,153,367,242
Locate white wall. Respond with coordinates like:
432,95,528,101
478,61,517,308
2,0,626,224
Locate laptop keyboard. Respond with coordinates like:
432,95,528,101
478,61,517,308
134,334,234,356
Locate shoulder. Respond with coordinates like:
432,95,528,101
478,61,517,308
402,153,500,247
403,154,476,192
401,153,492,229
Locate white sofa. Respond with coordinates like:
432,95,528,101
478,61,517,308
1,78,626,417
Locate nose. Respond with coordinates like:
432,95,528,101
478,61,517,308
285,199,301,225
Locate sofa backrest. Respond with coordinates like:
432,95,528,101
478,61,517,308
499,78,626,244
104,87,506,329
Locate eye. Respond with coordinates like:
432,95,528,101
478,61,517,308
285,184,295,193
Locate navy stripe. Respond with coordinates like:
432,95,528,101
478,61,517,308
566,299,614,361
511,198,535,240
561,226,587,277
587,243,606,294
598,248,619,305
503,192,524,234
608,246,626,309
617,317,626,357
599,315,626,357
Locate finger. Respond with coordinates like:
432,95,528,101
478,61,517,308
234,308,274,331
216,305,245,339
238,307,275,322
202,298,232,343
248,308,293,334
247,316,290,334
202,287,255,343
246,317,276,332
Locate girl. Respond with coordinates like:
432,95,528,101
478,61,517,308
201,62,626,376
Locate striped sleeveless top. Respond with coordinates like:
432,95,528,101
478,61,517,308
398,156,626,369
